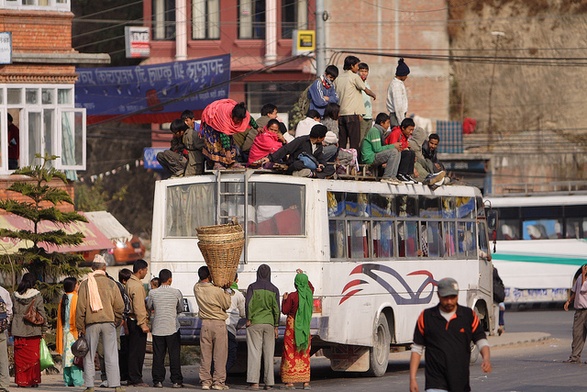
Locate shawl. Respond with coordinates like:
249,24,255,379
56,292,78,354
201,99,251,136
294,273,313,351
87,270,105,312
248,127,283,164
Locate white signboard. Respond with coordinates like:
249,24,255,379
0,32,12,64
125,27,150,58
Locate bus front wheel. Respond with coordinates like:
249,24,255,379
368,313,391,377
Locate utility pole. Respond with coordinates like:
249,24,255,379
315,0,326,75
487,31,505,151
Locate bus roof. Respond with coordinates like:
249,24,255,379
486,194,587,208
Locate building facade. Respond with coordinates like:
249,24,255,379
0,0,108,175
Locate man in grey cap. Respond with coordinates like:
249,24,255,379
409,277,492,392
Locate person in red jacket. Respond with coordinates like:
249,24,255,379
385,117,418,183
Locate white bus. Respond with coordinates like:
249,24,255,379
486,194,587,304
151,171,494,375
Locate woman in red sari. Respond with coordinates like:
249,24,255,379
280,269,314,390
11,273,47,387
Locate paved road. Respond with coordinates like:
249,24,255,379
10,308,578,391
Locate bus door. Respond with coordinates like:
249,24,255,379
477,217,494,331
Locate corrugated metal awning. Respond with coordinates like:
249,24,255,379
84,211,132,242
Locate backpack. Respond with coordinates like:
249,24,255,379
0,296,9,333
493,268,506,303
289,83,313,131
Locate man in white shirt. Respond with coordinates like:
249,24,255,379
386,58,410,127
225,275,246,374
563,264,587,363
295,110,321,138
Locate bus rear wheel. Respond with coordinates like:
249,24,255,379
368,313,391,377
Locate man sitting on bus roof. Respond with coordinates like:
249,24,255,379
259,124,335,179
360,112,401,184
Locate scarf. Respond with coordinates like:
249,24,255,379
294,273,313,351
87,270,105,312
321,74,333,89
201,98,250,135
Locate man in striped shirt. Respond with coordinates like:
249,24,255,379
147,269,184,388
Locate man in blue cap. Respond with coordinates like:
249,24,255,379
409,277,492,392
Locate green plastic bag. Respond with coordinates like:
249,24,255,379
39,338,54,371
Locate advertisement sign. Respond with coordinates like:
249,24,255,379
292,30,315,56
75,54,230,122
143,147,166,170
125,26,150,58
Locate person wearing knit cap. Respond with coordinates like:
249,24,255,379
386,58,410,127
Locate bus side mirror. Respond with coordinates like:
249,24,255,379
487,210,498,232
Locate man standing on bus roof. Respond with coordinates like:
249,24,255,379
409,278,491,392
563,264,587,363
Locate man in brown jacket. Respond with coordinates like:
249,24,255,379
125,259,150,387
76,255,125,392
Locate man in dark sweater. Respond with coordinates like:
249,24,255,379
260,124,335,178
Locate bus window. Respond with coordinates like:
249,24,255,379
456,197,475,219
348,221,369,259
426,221,443,258
252,182,305,236
398,221,419,257
166,183,215,237
419,196,441,218
522,219,562,240
373,221,394,257
497,220,520,240
371,194,395,218
458,221,477,259
443,221,456,257
329,220,346,259
397,196,418,217
442,197,456,219
566,218,587,239
328,192,345,217
345,193,370,217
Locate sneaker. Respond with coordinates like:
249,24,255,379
154,382,163,388
443,176,451,185
293,168,312,177
397,173,415,184
172,383,184,388
423,171,445,186
100,381,109,388
380,177,401,185
211,384,230,390
563,358,580,363
405,174,420,184
202,384,211,390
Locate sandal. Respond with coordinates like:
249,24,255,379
246,385,260,391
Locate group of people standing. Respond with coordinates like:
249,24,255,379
194,264,313,391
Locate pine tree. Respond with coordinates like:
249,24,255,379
0,154,86,326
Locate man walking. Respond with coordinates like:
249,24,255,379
563,264,587,363
194,266,232,390
147,269,184,388
409,277,491,392
76,255,125,392
245,264,280,391
125,259,150,387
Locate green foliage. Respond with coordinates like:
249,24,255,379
0,154,86,328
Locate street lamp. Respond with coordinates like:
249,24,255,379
487,31,505,151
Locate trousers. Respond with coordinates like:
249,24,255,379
84,323,120,388
246,324,275,386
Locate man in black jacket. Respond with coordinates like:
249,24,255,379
260,124,335,178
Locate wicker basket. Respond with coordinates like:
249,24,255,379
196,223,245,287
197,238,244,287
197,223,244,244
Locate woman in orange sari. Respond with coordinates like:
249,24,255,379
56,277,83,387
280,269,314,390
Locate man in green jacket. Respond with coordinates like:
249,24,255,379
245,264,280,391
361,112,401,184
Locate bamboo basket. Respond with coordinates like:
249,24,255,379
197,223,244,287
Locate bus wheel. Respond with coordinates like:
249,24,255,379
368,313,391,377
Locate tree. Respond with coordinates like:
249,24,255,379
0,154,87,324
